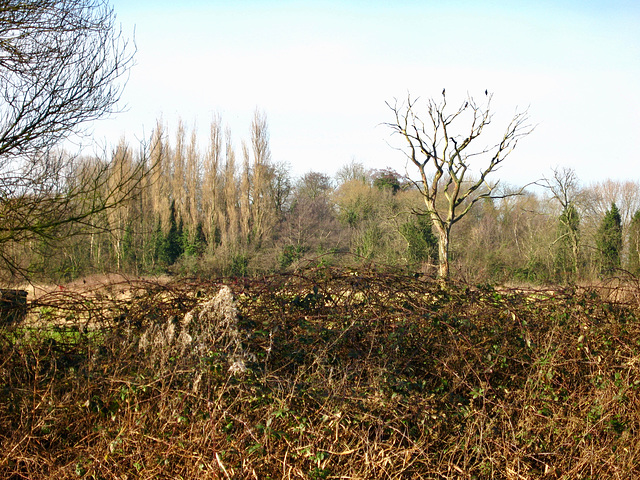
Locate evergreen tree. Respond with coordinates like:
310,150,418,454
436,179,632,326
400,215,438,264
372,169,401,194
211,224,222,248
165,200,183,265
179,219,189,256
185,221,207,257
193,221,208,256
628,210,640,275
596,202,623,275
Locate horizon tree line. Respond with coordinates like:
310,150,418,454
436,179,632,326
10,110,639,286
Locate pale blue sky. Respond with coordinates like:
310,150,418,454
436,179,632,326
97,0,640,187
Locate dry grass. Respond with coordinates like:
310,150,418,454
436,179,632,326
2,267,640,478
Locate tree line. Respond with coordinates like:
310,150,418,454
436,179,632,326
1,1,637,286
8,111,637,285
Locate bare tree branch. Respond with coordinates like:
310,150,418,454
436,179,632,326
0,1,134,162
386,90,533,278
0,0,137,278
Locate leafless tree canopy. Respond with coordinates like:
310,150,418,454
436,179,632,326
0,0,133,161
543,167,583,211
0,0,136,277
386,91,533,278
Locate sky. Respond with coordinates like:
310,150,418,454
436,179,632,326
94,0,640,188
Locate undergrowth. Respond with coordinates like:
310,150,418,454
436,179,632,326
1,268,640,479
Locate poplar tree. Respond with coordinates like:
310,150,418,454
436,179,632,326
249,111,276,245
202,117,223,250
223,133,240,245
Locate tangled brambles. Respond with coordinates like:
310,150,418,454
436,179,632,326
4,269,640,478
138,315,193,363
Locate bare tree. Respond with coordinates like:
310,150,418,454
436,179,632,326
543,167,584,278
0,0,133,159
249,111,275,245
0,0,136,277
587,179,640,228
223,130,240,245
335,159,370,186
0,146,146,277
386,91,532,278
202,116,223,249
543,167,584,212
296,171,333,201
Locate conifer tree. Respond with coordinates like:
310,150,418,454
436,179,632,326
399,215,438,264
596,202,623,275
165,200,183,265
183,221,207,257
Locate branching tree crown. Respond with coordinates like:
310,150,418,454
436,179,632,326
0,0,136,278
544,167,584,280
0,0,133,160
555,203,580,280
386,91,532,278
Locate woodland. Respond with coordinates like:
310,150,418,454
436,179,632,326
11,111,639,287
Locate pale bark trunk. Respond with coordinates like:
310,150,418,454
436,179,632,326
431,215,451,279
437,231,450,279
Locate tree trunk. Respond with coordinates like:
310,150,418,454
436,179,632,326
432,221,450,279
437,234,450,278
571,234,580,278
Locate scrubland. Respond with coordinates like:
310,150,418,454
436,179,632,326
2,267,640,479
